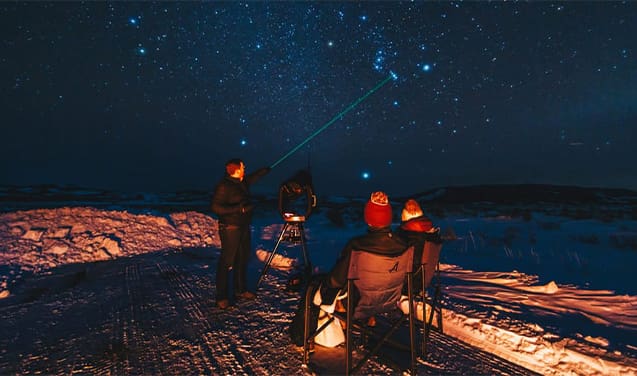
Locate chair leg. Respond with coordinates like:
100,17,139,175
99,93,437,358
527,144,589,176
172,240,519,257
425,265,443,337
435,283,443,333
436,264,443,333
407,271,416,376
302,281,311,365
421,263,427,358
346,280,353,376
351,315,407,374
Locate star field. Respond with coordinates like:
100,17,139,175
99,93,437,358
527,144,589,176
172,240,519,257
1,2,636,196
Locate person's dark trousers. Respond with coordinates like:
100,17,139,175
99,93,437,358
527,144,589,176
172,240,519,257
216,224,252,301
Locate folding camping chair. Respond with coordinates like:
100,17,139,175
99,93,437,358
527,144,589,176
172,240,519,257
303,246,420,375
413,236,444,356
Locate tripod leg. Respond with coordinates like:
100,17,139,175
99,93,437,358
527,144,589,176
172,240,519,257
298,223,312,275
257,223,289,288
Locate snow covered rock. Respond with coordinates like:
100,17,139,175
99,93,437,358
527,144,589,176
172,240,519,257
0,207,220,272
43,239,70,256
22,227,46,241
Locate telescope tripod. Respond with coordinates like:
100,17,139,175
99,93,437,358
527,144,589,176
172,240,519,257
257,218,312,288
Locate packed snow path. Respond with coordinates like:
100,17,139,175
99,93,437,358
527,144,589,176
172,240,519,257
0,247,540,375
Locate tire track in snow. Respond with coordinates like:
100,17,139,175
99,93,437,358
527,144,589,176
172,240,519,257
156,263,269,375
425,330,540,375
123,263,166,375
0,249,542,375
106,305,129,375
155,263,223,373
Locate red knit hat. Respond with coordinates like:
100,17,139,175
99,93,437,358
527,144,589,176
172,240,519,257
401,199,424,222
364,191,392,228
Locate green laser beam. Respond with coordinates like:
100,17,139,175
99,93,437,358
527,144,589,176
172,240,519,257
270,74,394,169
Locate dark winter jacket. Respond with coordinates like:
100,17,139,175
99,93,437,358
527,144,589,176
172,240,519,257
400,216,433,234
397,216,435,259
323,227,409,303
210,167,270,226
396,216,442,288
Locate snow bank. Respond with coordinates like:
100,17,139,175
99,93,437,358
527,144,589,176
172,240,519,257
442,308,636,376
0,207,220,297
439,264,637,375
1,204,636,376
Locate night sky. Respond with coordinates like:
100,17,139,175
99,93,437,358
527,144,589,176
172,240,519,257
1,2,636,197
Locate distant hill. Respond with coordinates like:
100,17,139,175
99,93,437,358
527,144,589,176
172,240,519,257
405,184,637,206
2,184,636,216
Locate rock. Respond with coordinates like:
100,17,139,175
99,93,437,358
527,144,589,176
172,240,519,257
177,223,191,232
45,240,70,256
167,238,182,247
101,237,121,256
22,227,47,242
97,248,112,260
10,226,25,236
48,226,71,239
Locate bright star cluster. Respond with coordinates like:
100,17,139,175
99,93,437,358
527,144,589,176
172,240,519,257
1,2,636,195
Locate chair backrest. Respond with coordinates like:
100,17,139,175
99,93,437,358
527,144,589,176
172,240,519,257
420,241,442,289
347,246,414,320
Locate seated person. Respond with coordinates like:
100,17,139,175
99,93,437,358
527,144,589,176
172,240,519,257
396,199,441,293
320,191,410,306
291,192,410,347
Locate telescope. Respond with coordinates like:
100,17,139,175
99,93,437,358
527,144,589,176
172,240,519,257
278,169,317,222
257,169,316,288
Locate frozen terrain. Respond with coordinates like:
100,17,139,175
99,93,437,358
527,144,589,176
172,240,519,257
0,184,636,375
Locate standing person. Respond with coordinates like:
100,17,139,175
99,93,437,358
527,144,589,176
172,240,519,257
211,158,270,309
396,199,440,292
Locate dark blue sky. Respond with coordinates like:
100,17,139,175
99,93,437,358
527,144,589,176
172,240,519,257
1,2,635,196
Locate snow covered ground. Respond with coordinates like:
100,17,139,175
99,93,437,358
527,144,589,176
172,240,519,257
1,185,636,375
